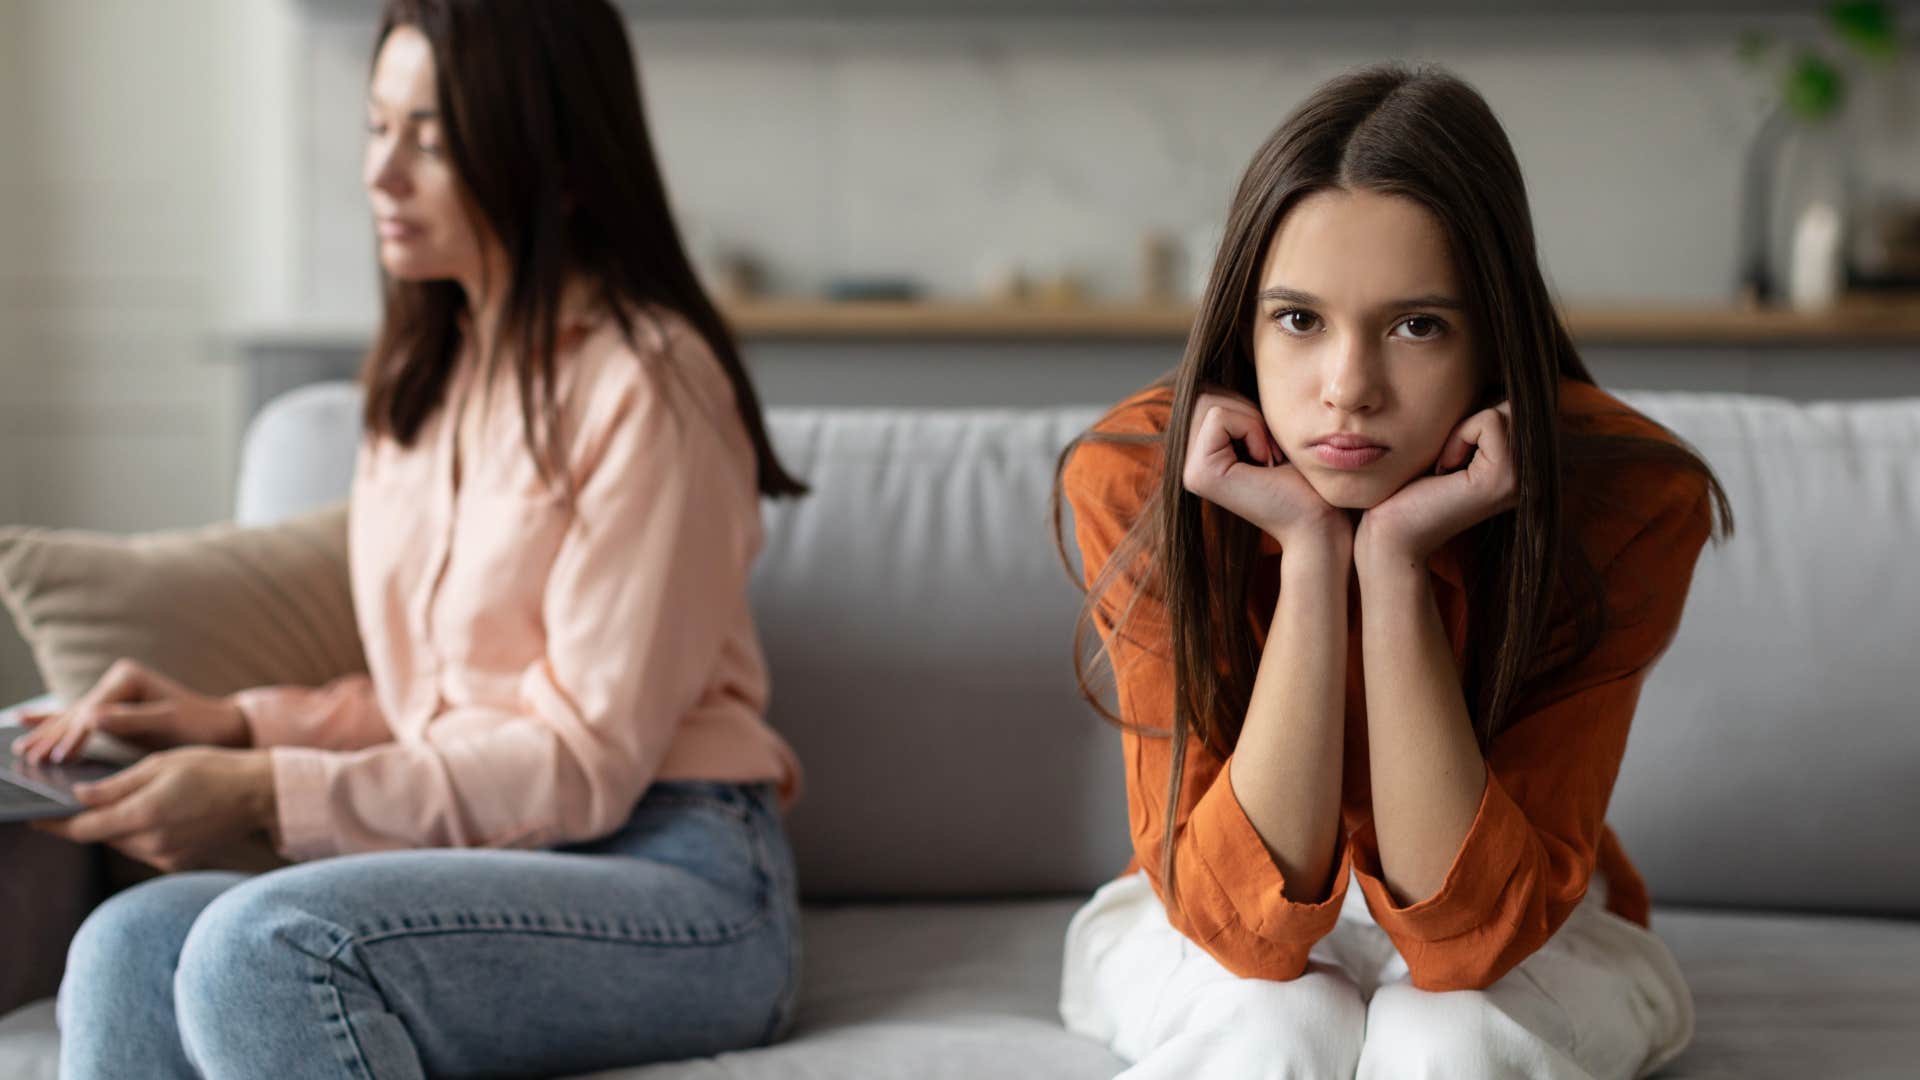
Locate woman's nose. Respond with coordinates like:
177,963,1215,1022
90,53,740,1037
366,142,410,198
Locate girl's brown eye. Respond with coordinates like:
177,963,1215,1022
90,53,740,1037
1276,309,1317,334
1402,316,1445,339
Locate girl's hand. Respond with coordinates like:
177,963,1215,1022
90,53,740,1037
30,747,278,873
1357,401,1518,572
11,659,250,766
1181,386,1348,551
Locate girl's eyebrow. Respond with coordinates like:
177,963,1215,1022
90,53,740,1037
1257,285,1466,312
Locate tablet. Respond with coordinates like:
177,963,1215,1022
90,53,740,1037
0,724,125,823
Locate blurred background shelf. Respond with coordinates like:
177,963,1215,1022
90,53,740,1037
722,295,1920,345
239,295,1920,347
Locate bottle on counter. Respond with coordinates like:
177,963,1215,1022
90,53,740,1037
1788,197,1844,312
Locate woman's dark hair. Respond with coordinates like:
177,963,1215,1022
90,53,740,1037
1050,61,1732,904
364,0,804,499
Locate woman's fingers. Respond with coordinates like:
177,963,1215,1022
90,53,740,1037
53,761,165,844
91,660,156,707
93,702,175,740
72,755,161,808
48,714,100,766
13,717,70,763
35,659,158,763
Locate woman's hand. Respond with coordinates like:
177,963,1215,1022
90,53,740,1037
1181,385,1348,551
30,747,278,873
1357,400,1518,573
11,659,250,766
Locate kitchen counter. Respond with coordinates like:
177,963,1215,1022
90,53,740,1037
232,295,1920,349
722,295,1920,345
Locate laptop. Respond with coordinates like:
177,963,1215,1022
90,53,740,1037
0,722,129,823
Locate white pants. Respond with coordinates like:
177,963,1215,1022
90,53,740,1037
1059,865,1694,1079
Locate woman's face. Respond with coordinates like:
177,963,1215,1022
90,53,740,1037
363,25,492,288
1250,188,1484,510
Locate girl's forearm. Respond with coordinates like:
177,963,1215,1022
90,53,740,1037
1357,558,1488,907
1227,534,1352,904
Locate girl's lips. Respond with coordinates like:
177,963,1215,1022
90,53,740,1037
1311,443,1388,469
378,220,424,240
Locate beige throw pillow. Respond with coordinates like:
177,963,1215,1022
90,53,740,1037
0,503,365,704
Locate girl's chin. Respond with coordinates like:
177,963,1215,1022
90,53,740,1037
1302,470,1404,511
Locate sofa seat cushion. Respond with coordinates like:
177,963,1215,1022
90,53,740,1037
1651,906,1920,1079
6,900,1916,1079
0,898,1127,1080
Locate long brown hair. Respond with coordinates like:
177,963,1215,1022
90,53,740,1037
1051,61,1732,902
363,0,804,499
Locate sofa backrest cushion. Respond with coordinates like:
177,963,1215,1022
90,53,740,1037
752,407,1130,899
1608,391,1920,917
235,383,1920,914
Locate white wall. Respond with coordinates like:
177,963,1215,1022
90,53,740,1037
0,0,302,701
288,11,1916,318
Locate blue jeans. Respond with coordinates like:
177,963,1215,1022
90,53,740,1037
56,780,800,1079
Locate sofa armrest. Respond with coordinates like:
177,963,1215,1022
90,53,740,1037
1,695,106,1015
0,826,102,1016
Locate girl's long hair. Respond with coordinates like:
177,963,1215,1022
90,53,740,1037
363,0,804,499
1051,62,1731,904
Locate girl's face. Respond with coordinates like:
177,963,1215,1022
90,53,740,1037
363,25,494,287
1250,188,1485,510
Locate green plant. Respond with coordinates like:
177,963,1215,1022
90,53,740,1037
1738,2,1902,123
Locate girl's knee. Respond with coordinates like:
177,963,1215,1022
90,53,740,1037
1171,968,1367,1077
1358,982,1541,1079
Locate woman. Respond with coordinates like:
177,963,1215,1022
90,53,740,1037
1053,63,1730,1078
13,1,807,1075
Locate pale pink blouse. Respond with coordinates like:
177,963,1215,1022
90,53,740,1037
231,301,802,862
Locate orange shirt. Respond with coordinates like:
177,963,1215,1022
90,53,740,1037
1061,377,1713,993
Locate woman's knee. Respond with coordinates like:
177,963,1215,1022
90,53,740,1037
59,873,238,1024
65,874,233,987
172,870,353,1028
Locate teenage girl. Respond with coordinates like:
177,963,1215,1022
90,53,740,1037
15,2,808,1075
1054,62,1730,1079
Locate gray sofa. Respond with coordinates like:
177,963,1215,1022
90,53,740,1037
3,381,1918,1078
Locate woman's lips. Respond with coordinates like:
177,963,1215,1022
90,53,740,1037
378,219,424,241
1310,443,1388,469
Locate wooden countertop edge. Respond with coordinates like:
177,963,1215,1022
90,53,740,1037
723,299,1920,344
228,298,1920,348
